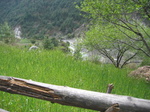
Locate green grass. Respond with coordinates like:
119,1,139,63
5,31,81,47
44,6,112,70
19,38,31,44
0,44,150,112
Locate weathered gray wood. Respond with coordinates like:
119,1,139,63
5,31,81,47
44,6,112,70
0,109,9,112
105,103,120,112
105,84,120,112
0,76,150,112
106,84,114,94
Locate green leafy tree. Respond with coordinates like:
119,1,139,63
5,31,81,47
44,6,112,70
30,39,36,44
84,24,138,68
51,37,59,47
141,56,150,66
73,45,82,60
79,0,150,57
43,37,59,50
43,37,54,50
0,22,15,44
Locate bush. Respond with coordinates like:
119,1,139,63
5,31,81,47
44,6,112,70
0,22,16,44
43,37,54,50
141,56,150,66
30,39,36,44
51,37,59,47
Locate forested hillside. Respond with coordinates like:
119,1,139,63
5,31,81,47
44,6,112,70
0,0,84,38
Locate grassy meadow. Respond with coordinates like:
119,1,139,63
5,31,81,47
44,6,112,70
0,43,150,112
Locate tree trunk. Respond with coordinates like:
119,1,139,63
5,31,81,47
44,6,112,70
0,76,150,112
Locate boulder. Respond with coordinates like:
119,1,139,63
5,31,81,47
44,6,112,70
29,45,39,50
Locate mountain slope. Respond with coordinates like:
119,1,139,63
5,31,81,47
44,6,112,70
0,0,84,38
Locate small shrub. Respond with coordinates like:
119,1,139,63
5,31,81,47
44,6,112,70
141,56,150,66
43,37,54,50
89,56,102,65
51,37,59,47
30,39,36,44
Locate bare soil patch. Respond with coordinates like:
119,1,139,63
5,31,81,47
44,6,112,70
129,66,150,82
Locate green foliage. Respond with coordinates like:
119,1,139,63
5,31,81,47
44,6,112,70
59,41,70,53
0,0,85,38
88,55,102,65
83,24,138,68
0,22,15,44
43,37,54,50
84,23,138,48
51,37,59,47
30,39,36,44
79,0,150,21
141,56,150,66
79,0,150,62
67,33,75,39
0,44,150,111
43,37,59,50
73,40,83,60
19,38,31,44
73,47,82,60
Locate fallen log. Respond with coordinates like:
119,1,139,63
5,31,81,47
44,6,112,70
0,109,9,112
0,76,150,112
105,103,120,112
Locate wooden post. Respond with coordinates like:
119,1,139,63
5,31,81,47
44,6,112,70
0,76,150,112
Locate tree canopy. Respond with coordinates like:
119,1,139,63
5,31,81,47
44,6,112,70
0,22,15,44
76,0,150,67
78,0,150,65
84,24,139,68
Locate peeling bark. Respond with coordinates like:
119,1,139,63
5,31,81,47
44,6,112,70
0,76,150,112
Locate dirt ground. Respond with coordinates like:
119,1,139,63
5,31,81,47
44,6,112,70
129,66,150,82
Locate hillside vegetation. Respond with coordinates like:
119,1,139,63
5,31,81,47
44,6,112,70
0,0,84,38
0,44,150,112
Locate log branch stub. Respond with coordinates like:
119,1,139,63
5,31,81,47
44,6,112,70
105,103,120,112
106,84,114,94
103,84,120,112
